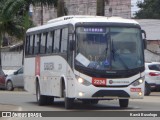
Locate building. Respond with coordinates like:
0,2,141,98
1,42,23,70
136,19,160,62
32,0,131,26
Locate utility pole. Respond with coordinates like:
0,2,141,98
96,0,105,16
40,3,43,25
57,0,65,17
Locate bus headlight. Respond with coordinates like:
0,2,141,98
132,78,144,86
76,76,91,86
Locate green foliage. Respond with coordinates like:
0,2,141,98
135,0,160,19
0,0,58,41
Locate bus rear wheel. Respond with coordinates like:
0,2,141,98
119,99,129,108
36,82,54,105
64,89,74,109
36,82,45,105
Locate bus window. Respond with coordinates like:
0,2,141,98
61,28,68,53
29,35,34,55
34,34,40,54
51,31,55,53
40,33,47,54
54,29,60,53
46,32,53,53
25,36,30,55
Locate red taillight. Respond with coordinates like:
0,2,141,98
149,72,160,76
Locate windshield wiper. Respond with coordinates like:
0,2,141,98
111,39,129,70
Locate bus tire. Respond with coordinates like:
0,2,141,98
36,82,47,106
46,96,54,105
64,89,74,109
119,99,129,108
145,82,151,96
156,87,160,92
91,100,99,104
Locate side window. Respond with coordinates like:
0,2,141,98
149,64,160,71
29,35,34,55
46,32,53,53
18,68,23,74
54,29,60,53
61,28,68,53
52,31,55,53
40,33,47,54
25,36,30,55
34,34,40,54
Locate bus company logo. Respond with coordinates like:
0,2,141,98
109,80,129,84
109,80,113,84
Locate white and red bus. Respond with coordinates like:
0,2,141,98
24,16,146,109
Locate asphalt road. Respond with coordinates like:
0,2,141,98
0,90,160,111
0,90,160,120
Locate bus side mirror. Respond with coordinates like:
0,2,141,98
141,30,147,49
143,38,147,49
70,40,75,51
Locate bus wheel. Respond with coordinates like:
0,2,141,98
91,100,99,104
145,82,151,96
46,96,54,105
119,99,129,108
36,82,47,106
64,89,74,109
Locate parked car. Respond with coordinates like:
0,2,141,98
0,69,6,89
145,62,160,95
5,67,24,91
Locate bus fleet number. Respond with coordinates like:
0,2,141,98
92,78,106,86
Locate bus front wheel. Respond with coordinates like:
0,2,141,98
119,99,129,108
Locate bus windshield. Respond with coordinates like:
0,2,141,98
75,27,144,71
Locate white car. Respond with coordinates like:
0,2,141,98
5,67,24,91
145,62,160,95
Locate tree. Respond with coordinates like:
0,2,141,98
0,0,57,39
0,0,28,67
135,0,160,19
1,0,58,25
0,0,59,66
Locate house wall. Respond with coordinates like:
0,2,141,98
32,0,131,26
1,52,23,70
145,50,160,62
145,40,160,62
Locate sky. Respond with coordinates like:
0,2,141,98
131,0,144,17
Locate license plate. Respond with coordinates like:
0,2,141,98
92,78,106,86
130,88,141,92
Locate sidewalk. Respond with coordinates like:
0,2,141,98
0,104,20,111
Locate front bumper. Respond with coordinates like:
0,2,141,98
75,83,144,100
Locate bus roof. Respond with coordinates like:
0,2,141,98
27,15,139,33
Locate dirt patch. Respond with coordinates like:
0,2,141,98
0,104,20,111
